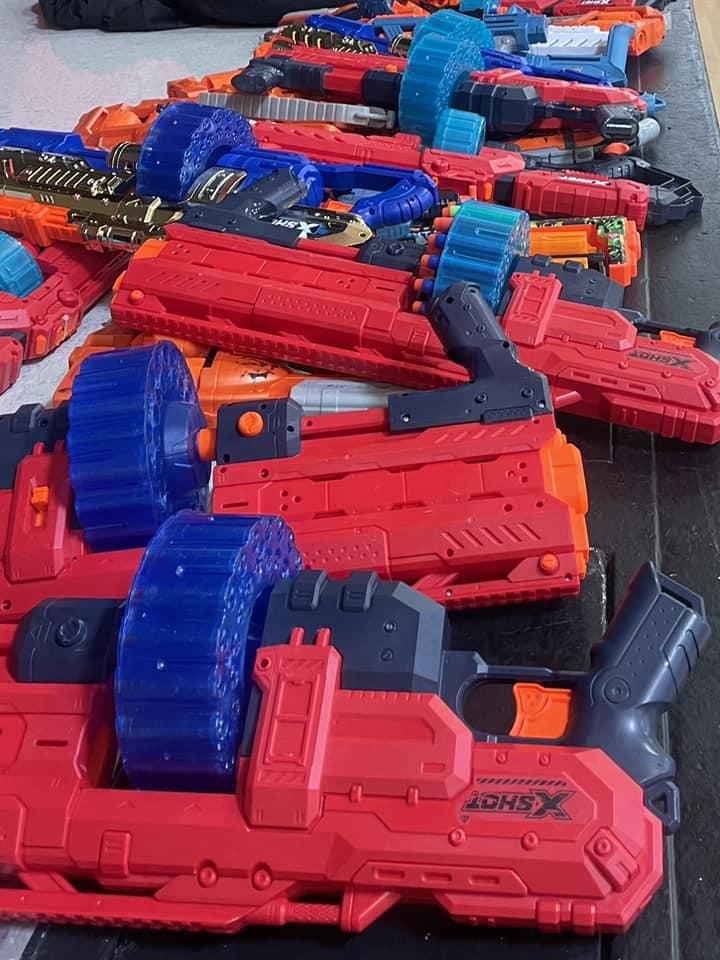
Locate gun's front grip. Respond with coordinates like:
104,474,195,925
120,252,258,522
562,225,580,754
387,283,554,431
428,284,551,403
564,562,710,832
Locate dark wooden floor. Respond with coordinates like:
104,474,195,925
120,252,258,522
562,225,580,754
22,2,720,959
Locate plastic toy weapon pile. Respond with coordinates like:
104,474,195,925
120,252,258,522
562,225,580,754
0,0,713,941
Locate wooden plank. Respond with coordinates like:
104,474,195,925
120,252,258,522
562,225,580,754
694,0,720,118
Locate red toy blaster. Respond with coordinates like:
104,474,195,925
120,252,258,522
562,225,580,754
0,508,708,935
1,102,713,444
252,121,652,224
0,239,127,395
0,286,588,618
114,215,720,445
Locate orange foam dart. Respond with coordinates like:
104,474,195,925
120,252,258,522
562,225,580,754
510,683,572,739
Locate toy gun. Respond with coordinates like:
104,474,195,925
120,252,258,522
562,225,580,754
529,214,641,285
522,153,703,224
52,328,399,426
10,102,696,444
114,223,720,442
0,143,129,394
0,99,647,402
0,507,708,934
3,103,715,445
273,9,558,66
275,5,639,84
0,276,589,619
0,131,395,392
0,233,127,394
70,73,696,231
230,14,649,147
95,108,717,444
0,102,650,292
70,95,694,230
70,100,666,229
549,6,667,58
501,0,653,12
252,119,697,228
0,141,382,250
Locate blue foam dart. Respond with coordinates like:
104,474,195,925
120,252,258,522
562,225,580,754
116,510,303,791
68,342,211,552
135,101,257,202
0,232,43,298
434,201,530,313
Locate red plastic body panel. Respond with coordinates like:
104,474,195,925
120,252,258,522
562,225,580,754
239,47,403,103
0,629,664,935
0,408,586,615
113,237,720,444
211,407,589,608
0,243,128,394
512,171,649,229
0,338,22,395
469,69,647,111
0,449,142,624
502,273,720,444
112,224,463,388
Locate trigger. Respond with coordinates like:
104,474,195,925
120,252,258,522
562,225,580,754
510,683,572,739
